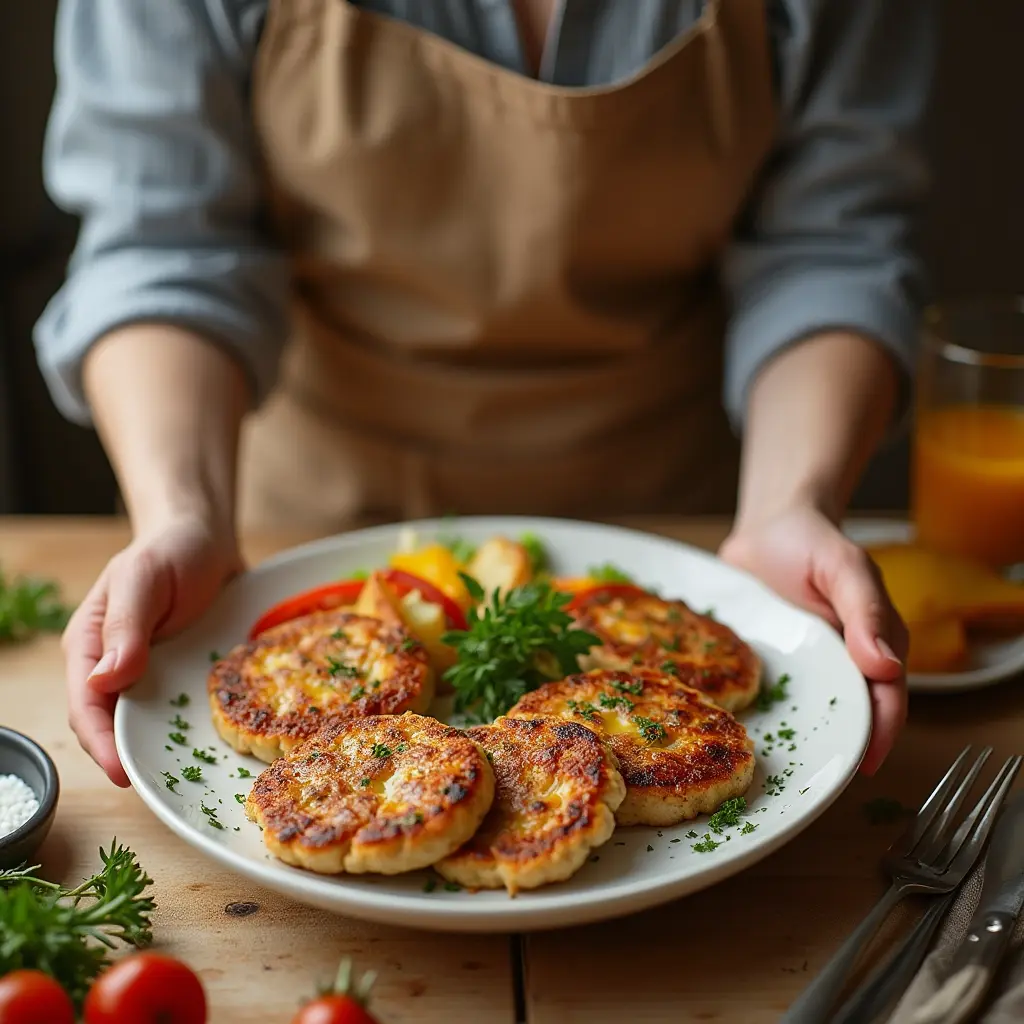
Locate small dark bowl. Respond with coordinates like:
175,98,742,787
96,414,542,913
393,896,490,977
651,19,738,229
0,727,60,870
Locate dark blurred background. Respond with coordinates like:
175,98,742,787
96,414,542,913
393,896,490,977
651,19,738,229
1,1,1022,516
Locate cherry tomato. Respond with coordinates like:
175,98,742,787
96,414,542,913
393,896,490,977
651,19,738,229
565,583,649,612
0,970,75,1024
291,994,379,1024
248,580,366,639
381,569,469,631
83,953,207,1024
292,958,378,1024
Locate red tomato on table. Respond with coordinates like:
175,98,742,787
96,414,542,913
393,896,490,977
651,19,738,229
0,970,75,1024
83,953,207,1024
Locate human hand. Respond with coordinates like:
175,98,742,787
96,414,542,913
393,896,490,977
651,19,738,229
63,516,243,786
719,504,908,776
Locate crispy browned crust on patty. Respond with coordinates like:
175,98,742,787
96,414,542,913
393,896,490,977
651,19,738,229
209,610,434,763
572,589,761,712
245,713,494,874
435,716,625,895
507,669,755,827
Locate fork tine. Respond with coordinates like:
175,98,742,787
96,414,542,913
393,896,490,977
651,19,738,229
913,746,993,862
942,755,1023,876
890,745,974,858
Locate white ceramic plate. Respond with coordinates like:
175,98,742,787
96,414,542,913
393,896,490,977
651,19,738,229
844,518,1024,694
115,517,870,933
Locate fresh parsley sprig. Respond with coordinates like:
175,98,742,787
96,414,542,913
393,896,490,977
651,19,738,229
0,569,73,642
442,576,600,723
0,842,155,1008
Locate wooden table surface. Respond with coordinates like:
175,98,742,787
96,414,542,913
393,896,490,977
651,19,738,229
2,516,1022,1024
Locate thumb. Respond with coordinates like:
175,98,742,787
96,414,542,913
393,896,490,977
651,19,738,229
90,553,173,694
821,544,908,681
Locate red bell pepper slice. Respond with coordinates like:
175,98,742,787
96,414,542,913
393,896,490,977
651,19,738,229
248,579,366,640
381,569,469,632
565,583,649,612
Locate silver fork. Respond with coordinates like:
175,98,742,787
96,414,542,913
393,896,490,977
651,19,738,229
832,752,1023,1024
780,747,1023,1024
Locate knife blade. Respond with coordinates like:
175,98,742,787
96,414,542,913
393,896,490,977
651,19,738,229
911,792,1024,1024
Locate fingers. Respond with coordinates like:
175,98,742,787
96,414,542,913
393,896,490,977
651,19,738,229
860,676,909,777
62,582,130,787
820,544,908,682
815,541,909,775
92,550,173,693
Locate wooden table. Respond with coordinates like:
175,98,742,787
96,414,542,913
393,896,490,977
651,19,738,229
1,516,1022,1023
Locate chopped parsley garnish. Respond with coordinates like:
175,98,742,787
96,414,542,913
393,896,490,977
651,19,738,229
169,693,190,708
567,699,600,721
864,797,913,825
756,672,791,712
326,656,360,679
208,650,221,663
180,765,203,783
161,772,179,793
519,533,548,575
764,773,786,796
371,744,393,759
423,878,438,893
350,684,366,700
360,778,371,788
169,714,190,731
692,834,721,853
398,811,425,828
192,748,217,764
611,678,644,696
598,693,633,712
443,882,462,893
646,845,654,853
236,767,252,779
707,797,746,834
331,629,345,640
200,802,224,830
666,607,682,622
778,728,795,741
306,752,322,763
799,788,809,795
740,821,758,835
396,743,408,753
702,639,719,653
168,732,188,746
685,830,699,839
633,716,667,744
703,607,716,620
442,579,600,722
660,636,682,652
659,660,681,676
586,563,634,584
401,638,420,652
234,794,245,804
829,697,838,707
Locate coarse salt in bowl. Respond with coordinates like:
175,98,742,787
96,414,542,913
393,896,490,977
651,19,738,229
0,727,60,870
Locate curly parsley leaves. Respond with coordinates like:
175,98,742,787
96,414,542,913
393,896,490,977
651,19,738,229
442,578,599,722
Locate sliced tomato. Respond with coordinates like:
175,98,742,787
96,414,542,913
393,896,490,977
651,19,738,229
381,569,468,631
248,580,366,639
565,583,649,612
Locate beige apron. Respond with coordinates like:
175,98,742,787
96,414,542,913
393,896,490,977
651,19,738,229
239,0,777,532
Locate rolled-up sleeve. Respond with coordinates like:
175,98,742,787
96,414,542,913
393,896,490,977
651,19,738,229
722,0,935,428
35,0,286,426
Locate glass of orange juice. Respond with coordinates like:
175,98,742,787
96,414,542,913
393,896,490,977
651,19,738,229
912,298,1024,568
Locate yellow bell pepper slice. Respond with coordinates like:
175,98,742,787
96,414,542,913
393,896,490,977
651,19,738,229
389,544,471,609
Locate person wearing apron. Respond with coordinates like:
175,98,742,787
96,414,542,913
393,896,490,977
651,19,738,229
37,1,933,785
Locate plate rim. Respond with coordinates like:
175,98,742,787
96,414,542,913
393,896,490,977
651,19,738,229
115,515,871,932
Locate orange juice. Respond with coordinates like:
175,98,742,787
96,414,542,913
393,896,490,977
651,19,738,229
913,405,1024,566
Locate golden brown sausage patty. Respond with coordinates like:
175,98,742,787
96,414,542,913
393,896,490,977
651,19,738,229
435,716,625,895
571,588,761,712
245,713,494,875
507,669,755,827
209,610,434,762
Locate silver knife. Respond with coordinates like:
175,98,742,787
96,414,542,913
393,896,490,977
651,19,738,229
911,792,1024,1024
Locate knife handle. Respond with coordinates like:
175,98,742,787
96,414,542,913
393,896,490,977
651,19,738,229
910,910,1015,1024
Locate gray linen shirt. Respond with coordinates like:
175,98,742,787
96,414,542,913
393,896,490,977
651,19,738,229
35,0,935,427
